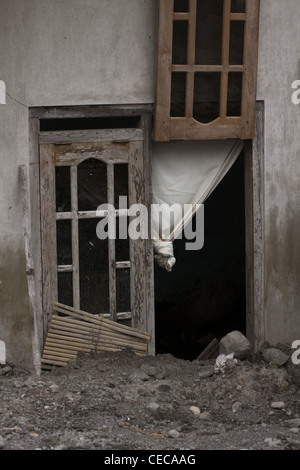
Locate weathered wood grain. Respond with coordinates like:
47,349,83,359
242,0,260,139
128,141,147,331
244,102,265,350
153,0,173,141
19,165,42,376
29,118,44,353
107,163,117,322
30,104,153,120
70,165,80,309
39,128,143,144
139,114,155,355
185,0,197,119
40,144,58,335
220,0,231,118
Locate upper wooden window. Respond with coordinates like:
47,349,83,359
154,0,260,141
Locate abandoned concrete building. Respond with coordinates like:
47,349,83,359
0,0,299,372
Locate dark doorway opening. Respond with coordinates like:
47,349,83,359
154,151,246,360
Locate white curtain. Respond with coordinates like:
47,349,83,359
151,139,244,271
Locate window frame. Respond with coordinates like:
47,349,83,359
154,0,260,141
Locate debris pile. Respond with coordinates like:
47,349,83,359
1,331,300,450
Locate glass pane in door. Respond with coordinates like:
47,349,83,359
116,269,131,313
78,159,107,211
56,166,71,213
57,272,73,307
79,218,109,314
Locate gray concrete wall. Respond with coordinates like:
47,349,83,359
0,0,158,368
0,0,299,368
0,0,157,107
256,0,300,346
0,99,34,369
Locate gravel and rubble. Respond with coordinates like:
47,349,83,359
1,343,300,451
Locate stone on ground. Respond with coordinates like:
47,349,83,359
271,401,285,409
219,331,251,360
262,348,289,367
189,406,201,415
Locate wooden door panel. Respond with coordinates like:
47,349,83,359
40,129,146,335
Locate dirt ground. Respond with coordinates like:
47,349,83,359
1,347,300,452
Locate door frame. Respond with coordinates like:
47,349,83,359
27,102,265,364
244,101,265,351
28,105,155,356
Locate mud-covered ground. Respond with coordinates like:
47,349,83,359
1,348,300,451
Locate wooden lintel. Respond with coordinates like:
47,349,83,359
30,104,154,120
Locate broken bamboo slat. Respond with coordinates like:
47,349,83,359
41,302,150,369
44,339,92,352
43,344,77,355
46,334,97,353
47,331,94,344
45,339,119,354
43,348,77,359
42,353,76,363
44,334,145,354
50,316,147,349
54,302,150,340
48,327,147,353
197,339,220,361
98,338,147,352
49,324,99,340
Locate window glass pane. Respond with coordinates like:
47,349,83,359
116,217,130,262
172,21,188,65
229,21,245,65
171,73,186,117
57,272,73,307
56,167,71,213
194,72,221,123
195,0,223,65
227,72,243,116
231,0,245,13
116,269,131,313
78,159,107,212
56,219,72,266
174,0,189,12
114,164,128,210
79,219,109,314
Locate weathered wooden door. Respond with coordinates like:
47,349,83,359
39,129,147,337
